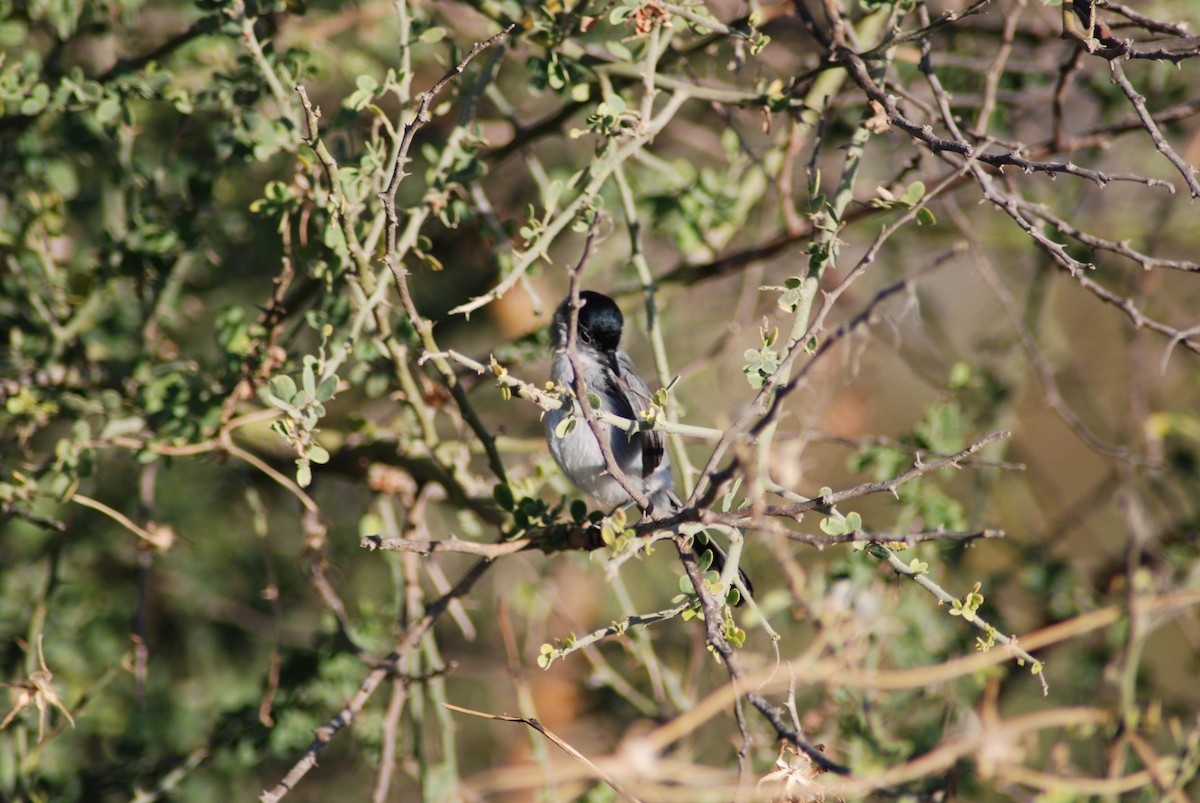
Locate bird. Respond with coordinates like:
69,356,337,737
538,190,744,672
544,290,753,604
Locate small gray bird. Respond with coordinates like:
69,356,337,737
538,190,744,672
544,290,752,602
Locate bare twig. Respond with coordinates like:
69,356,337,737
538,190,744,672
780,527,1007,547
362,534,533,558
1096,1,1192,38
1109,60,1200,198
379,25,516,256
68,494,174,550
377,28,515,485
704,433,1012,526
1020,201,1200,272
445,703,644,802
836,44,1176,191
970,0,1024,137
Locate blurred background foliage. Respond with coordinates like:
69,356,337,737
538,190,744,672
2,0,1200,800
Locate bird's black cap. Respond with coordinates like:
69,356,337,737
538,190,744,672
574,291,624,352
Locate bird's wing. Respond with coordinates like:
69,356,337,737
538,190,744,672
611,351,665,478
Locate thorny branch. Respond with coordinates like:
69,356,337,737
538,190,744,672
29,1,1198,799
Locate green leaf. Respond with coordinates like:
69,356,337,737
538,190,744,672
324,222,347,252
44,160,79,199
346,87,374,110
948,361,971,389
900,180,925,207
820,516,846,535
303,363,317,398
0,20,28,47
605,40,633,61
316,375,338,401
544,179,564,211
554,416,575,438
268,375,297,403
95,96,121,125
570,499,588,522
493,483,515,511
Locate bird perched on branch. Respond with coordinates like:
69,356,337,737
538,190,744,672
544,290,752,603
